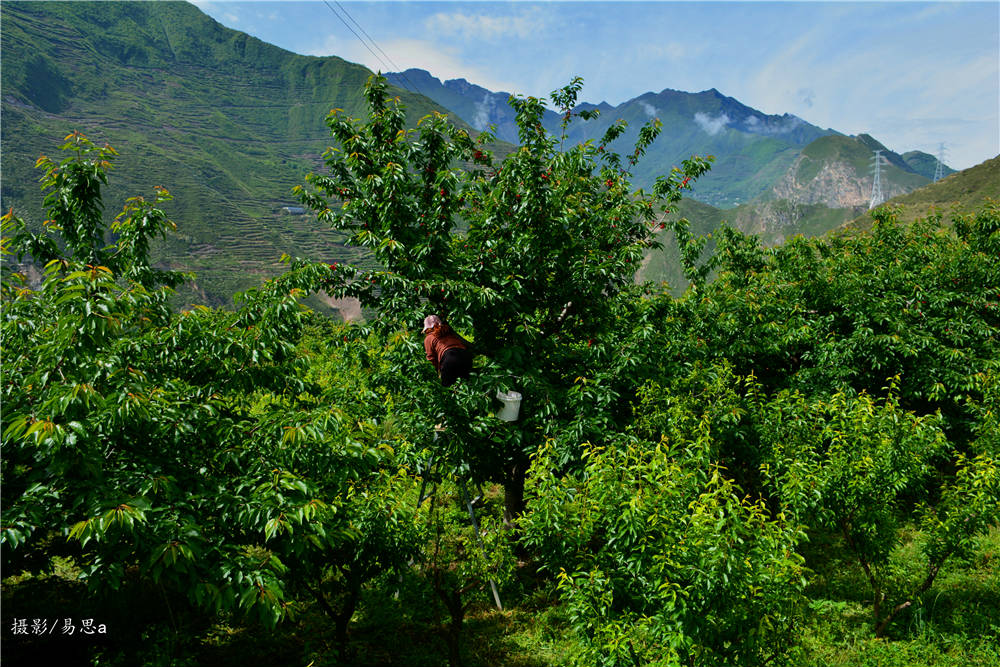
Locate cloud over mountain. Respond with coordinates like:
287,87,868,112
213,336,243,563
694,112,729,136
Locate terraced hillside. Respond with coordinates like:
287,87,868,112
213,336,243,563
1,1,470,308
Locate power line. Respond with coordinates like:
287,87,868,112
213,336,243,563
332,1,424,97
321,1,389,71
320,1,423,97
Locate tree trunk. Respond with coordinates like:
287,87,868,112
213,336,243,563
432,579,466,667
304,574,360,652
446,598,464,667
502,460,527,528
333,581,360,648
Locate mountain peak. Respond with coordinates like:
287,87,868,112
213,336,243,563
856,133,889,152
382,69,933,211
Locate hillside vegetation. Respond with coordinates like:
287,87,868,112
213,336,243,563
638,197,859,293
641,143,995,294
846,155,1000,230
1,1,471,308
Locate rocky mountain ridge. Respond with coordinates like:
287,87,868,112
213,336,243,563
387,68,952,212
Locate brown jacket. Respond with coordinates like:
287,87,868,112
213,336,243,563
424,325,468,371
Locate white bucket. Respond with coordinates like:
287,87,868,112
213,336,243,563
496,390,522,422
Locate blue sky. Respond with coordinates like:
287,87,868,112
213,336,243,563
192,1,999,170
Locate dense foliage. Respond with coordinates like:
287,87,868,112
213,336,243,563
294,74,711,521
3,78,998,667
1,133,418,638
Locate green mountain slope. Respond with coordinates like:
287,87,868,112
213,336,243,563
641,139,998,294
902,150,956,181
1,1,468,308
845,155,1000,231
639,134,982,293
637,197,856,293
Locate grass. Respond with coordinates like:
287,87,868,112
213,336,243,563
793,525,1000,667
4,524,996,666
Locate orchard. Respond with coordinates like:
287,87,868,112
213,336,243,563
2,77,998,666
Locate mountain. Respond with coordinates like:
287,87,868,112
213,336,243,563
387,68,838,207
386,69,563,145
5,3,973,311
637,196,856,293
640,153,998,294
393,68,955,295
387,69,971,216
901,150,956,181
844,155,1000,230
769,134,930,208
1,1,468,309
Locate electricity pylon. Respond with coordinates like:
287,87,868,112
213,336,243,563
869,150,887,209
934,143,948,182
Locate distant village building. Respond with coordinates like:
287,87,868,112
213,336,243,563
280,206,306,215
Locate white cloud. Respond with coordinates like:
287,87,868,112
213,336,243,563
191,1,241,25
741,29,821,116
425,9,546,43
694,112,730,136
753,43,996,168
798,88,815,109
736,7,998,169
907,2,964,25
472,93,500,130
639,101,659,118
741,114,805,137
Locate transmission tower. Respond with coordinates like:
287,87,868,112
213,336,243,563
869,150,887,209
934,143,948,182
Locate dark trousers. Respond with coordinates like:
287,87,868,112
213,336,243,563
440,348,472,387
